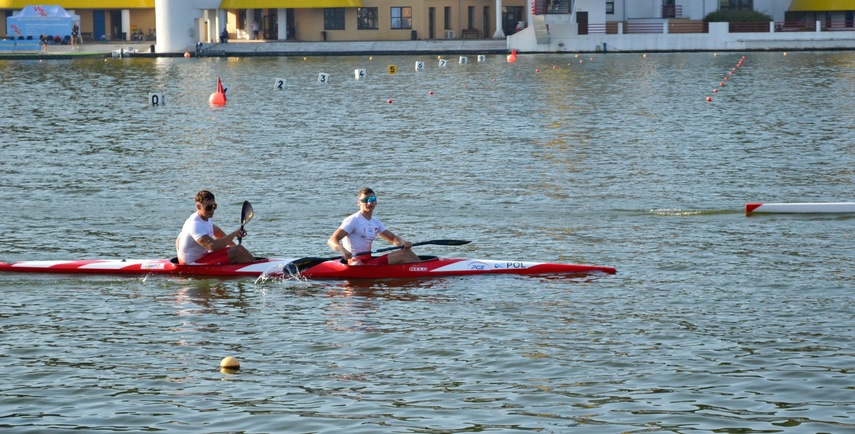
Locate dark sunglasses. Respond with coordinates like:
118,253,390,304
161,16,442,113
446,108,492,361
203,203,218,211
360,196,377,204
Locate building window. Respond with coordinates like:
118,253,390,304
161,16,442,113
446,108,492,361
391,7,412,29
719,0,753,10
324,8,345,30
444,7,451,30
468,6,474,28
606,1,614,14
357,8,378,30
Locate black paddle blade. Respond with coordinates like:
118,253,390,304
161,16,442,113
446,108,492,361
425,239,471,246
241,201,254,226
284,257,330,276
238,201,253,245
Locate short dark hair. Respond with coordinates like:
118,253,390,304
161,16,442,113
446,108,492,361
195,190,215,203
358,187,375,198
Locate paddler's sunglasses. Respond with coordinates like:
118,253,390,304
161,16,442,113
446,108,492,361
360,196,377,204
203,203,218,211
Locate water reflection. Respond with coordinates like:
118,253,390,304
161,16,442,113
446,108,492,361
161,279,255,349
317,278,450,333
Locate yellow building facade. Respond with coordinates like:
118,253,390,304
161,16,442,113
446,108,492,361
1,0,528,42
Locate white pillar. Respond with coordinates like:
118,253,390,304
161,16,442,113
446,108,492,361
493,0,505,38
155,0,198,52
206,9,216,42
122,9,131,41
277,8,288,40
527,0,533,25
247,9,256,40
202,9,211,43
219,9,226,34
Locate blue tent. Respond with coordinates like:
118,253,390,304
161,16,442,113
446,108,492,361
6,5,80,39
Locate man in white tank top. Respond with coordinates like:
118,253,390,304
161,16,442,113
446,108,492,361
327,187,420,266
175,190,255,265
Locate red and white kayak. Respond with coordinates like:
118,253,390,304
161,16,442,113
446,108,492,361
0,256,616,279
745,202,855,215
279,257,616,279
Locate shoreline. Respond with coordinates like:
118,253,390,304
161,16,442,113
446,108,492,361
2,38,853,60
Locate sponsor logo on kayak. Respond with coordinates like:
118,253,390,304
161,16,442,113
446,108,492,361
409,266,428,272
142,262,166,269
469,261,488,270
491,262,527,269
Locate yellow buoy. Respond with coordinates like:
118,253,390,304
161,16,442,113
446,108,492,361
220,356,240,369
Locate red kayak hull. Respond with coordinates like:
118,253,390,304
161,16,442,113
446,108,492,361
0,257,616,279
0,258,294,277
296,257,616,279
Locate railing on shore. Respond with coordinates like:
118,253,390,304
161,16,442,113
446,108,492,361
532,0,570,15
586,20,855,35
661,5,683,19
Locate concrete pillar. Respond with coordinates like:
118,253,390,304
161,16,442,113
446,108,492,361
218,9,227,40
155,0,197,52
122,9,131,41
277,8,288,41
493,0,505,38
247,9,256,40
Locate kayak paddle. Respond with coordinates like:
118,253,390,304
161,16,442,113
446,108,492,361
284,239,471,275
238,201,253,245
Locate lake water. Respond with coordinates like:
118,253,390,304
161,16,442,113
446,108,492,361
0,51,853,433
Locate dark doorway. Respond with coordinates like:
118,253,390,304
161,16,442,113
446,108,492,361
286,9,295,39
577,11,588,35
502,6,522,35
264,11,278,39
429,7,435,39
483,6,490,38
110,10,122,40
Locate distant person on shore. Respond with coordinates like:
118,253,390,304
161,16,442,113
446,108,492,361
71,23,79,49
252,22,259,40
220,28,228,43
39,34,47,52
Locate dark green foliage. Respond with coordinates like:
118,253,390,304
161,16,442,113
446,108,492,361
704,10,773,23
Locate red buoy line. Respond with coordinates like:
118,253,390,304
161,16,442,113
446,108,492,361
706,55,744,103
190,51,605,108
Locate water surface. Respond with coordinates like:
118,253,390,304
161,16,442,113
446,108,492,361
0,51,853,432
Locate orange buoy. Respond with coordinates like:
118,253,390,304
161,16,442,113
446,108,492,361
706,96,712,102
209,76,227,106
507,48,517,63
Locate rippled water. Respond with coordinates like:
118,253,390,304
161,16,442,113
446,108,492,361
1,51,853,432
